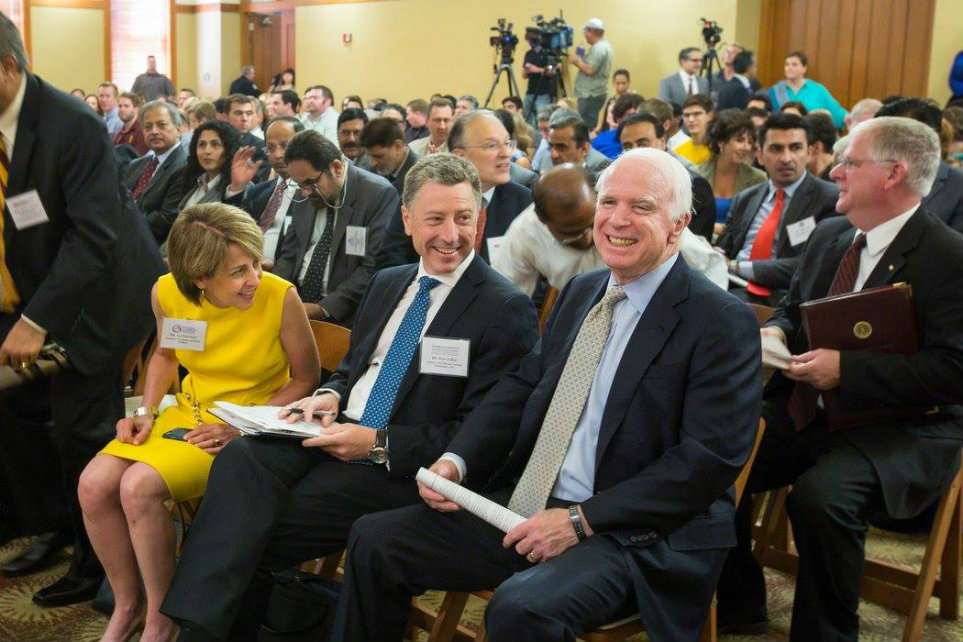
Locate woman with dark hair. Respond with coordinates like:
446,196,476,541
177,120,240,212
341,94,364,111
779,100,808,117
269,67,296,92
696,108,767,224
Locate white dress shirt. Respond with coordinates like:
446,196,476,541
678,70,701,95
0,73,27,157
183,174,221,208
262,181,296,263
301,108,340,146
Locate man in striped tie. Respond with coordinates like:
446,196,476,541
162,154,538,642
717,117,963,641
332,147,762,642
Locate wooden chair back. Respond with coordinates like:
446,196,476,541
538,287,560,333
310,320,351,372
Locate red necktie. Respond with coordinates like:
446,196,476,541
474,201,488,252
131,156,159,200
259,180,286,232
0,138,20,312
745,189,785,297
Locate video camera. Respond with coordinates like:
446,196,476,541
489,18,519,64
700,17,723,48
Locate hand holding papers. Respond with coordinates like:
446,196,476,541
761,332,792,370
416,467,526,534
209,402,322,439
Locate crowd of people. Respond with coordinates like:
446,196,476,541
2,10,963,642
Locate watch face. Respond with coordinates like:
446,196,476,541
368,447,387,464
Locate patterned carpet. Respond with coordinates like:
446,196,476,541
0,529,960,642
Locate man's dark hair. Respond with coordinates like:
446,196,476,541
758,112,813,147
284,130,343,170
747,106,769,122
383,102,406,116
406,98,428,114
213,97,229,115
458,95,480,110
227,93,256,110
612,93,645,123
881,95,907,106
679,47,701,63
183,121,240,190
179,88,196,97
361,117,406,148
343,94,363,107
428,97,454,118
779,100,808,116
338,108,368,128
549,113,590,147
305,85,334,103
617,112,665,143
746,92,772,111
671,101,683,118
682,94,713,113
443,94,458,109
501,96,523,111
707,108,756,156
875,97,943,136
613,68,630,81
804,112,837,151
493,109,516,139
276,89,301,112
265,116,305,135
786,50,808,67
732,50,754,75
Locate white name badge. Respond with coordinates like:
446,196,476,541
159,318,208,351
281,215,293,235
486,236,505,261
6,190,50,230
345,226,367,256
420,337,470,377
786,216,816,247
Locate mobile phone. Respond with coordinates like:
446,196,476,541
162,427,191,442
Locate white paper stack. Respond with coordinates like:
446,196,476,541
210,401,322,439
416,467,526,533
761,334,792,370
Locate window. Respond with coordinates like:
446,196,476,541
1,2,24,35
110,0,171,92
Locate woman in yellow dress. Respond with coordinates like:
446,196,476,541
78,203,320,642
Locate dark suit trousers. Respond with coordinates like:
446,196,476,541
716,400,886,642
331,496,654,642
161,437,422,640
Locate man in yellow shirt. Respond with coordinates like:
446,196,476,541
674,94,713,165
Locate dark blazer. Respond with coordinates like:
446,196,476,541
4,74,163,374
717,172,839,290
377,180,533,268
388,149,420,195
921,162,963,234
123,145,188,244
274,163,398,323
689,169,717,242
714,77,752,111
228,76,259,97
447,259,761,639
510,162,538,190
768,210,963,518
658,73,709,105
324,256,539,477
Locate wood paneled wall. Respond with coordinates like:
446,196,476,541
757,0,936,109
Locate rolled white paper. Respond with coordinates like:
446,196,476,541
416,467,526,533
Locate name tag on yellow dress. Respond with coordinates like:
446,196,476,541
160,318,208,351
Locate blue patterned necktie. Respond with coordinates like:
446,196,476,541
359,276,441,429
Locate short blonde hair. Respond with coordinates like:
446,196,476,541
167,203,263,304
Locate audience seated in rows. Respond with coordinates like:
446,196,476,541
696,108,768,224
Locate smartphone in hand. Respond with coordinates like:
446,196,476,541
162,427,191,442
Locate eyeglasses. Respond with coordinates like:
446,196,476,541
289,173,326,203
834,157,897,171
459,140,516,154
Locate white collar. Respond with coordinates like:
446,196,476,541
482,186,495,205
417,250,476,289
147,141,180,165
861,205,919,258
0,73,27,155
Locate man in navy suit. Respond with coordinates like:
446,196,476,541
331,148,762,642
161,154,539,641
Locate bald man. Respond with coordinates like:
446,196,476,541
493,164,729,296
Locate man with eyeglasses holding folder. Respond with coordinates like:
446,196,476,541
717,116,963,641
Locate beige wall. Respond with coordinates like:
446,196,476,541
927,0,963,105
29,6,105,93
176,12,199,93
734,0,762,52
294,0,739,105
220,12,242,96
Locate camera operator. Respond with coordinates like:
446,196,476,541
567,17,613,133
522,34,557,127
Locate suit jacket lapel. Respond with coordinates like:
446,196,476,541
7,76,40,197
291,199,317,276
775,174,816,254
736,183,767,250
862,209,925,289
390,256,486,417
812,226,855,297
330,165,358,259
594,259,686,469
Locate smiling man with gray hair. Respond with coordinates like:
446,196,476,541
331,147,762,642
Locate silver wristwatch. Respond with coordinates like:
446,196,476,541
367,429,388,465
133,405,158,419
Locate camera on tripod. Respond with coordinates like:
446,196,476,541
525,13,574,68
489,18,519,64
700,17,723,48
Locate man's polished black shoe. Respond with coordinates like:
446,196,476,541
0,531,69,577
32,572,103,607
716,609,769,636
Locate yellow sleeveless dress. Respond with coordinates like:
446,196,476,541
100,271,293,500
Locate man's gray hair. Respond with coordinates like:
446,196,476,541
402,153,482,211
596,148,693,221
458,95,479,110
852,116,940,197
0,13,29,71
536,105,558,122
139,99,182,128
548,108,583,129
849,98,882,124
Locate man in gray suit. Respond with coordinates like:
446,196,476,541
274,130,399,326
658,47,710,105
122,100,188,244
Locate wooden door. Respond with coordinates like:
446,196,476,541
757,0,935,111
245,9,295,93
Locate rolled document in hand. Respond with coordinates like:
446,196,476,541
761,333,792,370
416,467,526,533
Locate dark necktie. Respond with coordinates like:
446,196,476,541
131,156,159,200
788,232,867,429
0,138,19,312
259,180,286,232
688,76,696,96
299,209,335,303
359,276,441,429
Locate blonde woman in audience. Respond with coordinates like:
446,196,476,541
696,108,767,226
78,203,319,642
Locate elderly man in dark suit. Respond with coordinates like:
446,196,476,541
273,130,398,326
717,117,963,640
0,14,163,606
161,154,539,641
332,147,762,642
123,99,188,243
716,113,838,304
